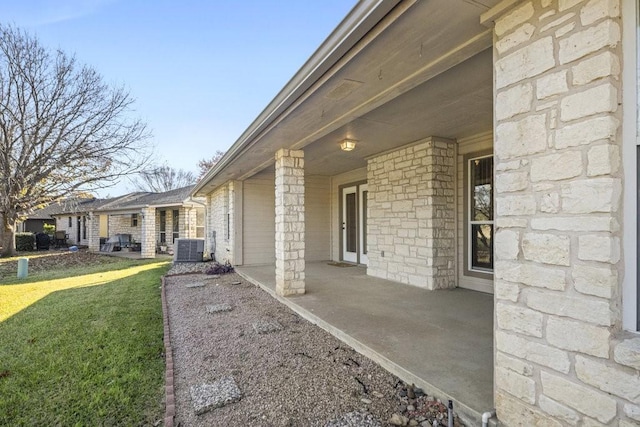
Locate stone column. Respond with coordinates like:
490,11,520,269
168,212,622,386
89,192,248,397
87,212,100,252
140,207,156,259
485,1,635,425
274,148,305,296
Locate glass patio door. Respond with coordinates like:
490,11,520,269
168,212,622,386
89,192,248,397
342,184,368,265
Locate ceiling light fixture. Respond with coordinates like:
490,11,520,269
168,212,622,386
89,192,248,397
340,138,357,151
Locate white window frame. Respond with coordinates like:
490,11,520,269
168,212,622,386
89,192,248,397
467,154,494,274
622,0,639,332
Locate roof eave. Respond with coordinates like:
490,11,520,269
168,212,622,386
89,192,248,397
191,0,401,197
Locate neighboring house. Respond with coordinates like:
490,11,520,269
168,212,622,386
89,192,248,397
193,1,640,426
18,203,57,233
51,186,205,256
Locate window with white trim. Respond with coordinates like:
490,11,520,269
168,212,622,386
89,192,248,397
468,154,494,274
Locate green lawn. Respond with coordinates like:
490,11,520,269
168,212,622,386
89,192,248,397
0,258,171,426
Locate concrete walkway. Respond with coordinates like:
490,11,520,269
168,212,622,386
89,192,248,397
237,262,494,425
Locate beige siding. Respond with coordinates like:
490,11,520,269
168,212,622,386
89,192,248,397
305,175,331,261
330,167,367,261
243,169,275,265
457,131,493,293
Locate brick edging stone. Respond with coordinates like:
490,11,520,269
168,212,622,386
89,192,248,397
161,276,175,427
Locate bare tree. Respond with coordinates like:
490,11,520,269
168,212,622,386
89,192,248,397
0,25,151,255
197,150,225,178
132,165,196,193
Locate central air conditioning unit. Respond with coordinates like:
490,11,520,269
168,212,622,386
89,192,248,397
174,238,204,262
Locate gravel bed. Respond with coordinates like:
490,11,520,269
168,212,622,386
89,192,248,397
165,270,464,427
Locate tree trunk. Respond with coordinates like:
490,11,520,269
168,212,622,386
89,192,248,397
1,215,16,257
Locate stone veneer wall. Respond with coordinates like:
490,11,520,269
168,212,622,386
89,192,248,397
367,137,456,290
490,0,639,425
206,182,235,264
108,214,143,243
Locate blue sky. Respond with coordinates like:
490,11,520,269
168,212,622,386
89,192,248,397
1,0,356,196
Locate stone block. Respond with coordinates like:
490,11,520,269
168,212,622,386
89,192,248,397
558,20,621,65
496,37,555,89
189,377,242,415
522,232,570,266
531,216,618,232
539,395,580,426
497,302,543,337
496,217,528,228
580,0,620,26
578,234,620,263
560,83,617,122
572,51,620,86
496,331,571,373
530,151,582,182
496,83,533,120
556,22,577,38
575,355,640,403
614,338,640,370
555,116,618,149
206,303,233,314
540,192,560,213
495,114,548,159
541,371,617,423
495,230,520,261
496,351,533,376
495,280,521,302
537,70,569,99
587,144,619,176
496,195,537,216
559,0,584,11
496,23,535,54
495,2,535,36
561,178,621,213
496,171,529,193
624,403,640,422
572,264,618,298
547,316,610,357
541,13,575,33
526,289,612,326
495,260,566,290
496,366,536,404
496,391,562,427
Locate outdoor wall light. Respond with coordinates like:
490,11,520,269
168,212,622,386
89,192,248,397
340,138,357,151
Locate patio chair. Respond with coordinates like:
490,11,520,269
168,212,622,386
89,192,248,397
54,230,68,248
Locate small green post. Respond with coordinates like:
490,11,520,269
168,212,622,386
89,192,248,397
17,257,28,279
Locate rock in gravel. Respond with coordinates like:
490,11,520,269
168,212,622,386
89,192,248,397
389,413,409,426
407,404,415,411
372,391,384,398
361,398,372,404
252,320,283,334
189,377,242,415
325,411,382,427
186,282,206,288
206,303,233,313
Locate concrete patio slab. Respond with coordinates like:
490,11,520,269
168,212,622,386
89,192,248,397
237,262,493,425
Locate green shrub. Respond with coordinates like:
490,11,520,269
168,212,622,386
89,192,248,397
15,233,35,251
43,224,55,235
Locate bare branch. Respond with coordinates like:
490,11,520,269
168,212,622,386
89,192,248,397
0,24,153,255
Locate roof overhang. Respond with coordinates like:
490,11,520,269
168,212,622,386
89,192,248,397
194,0,498,196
